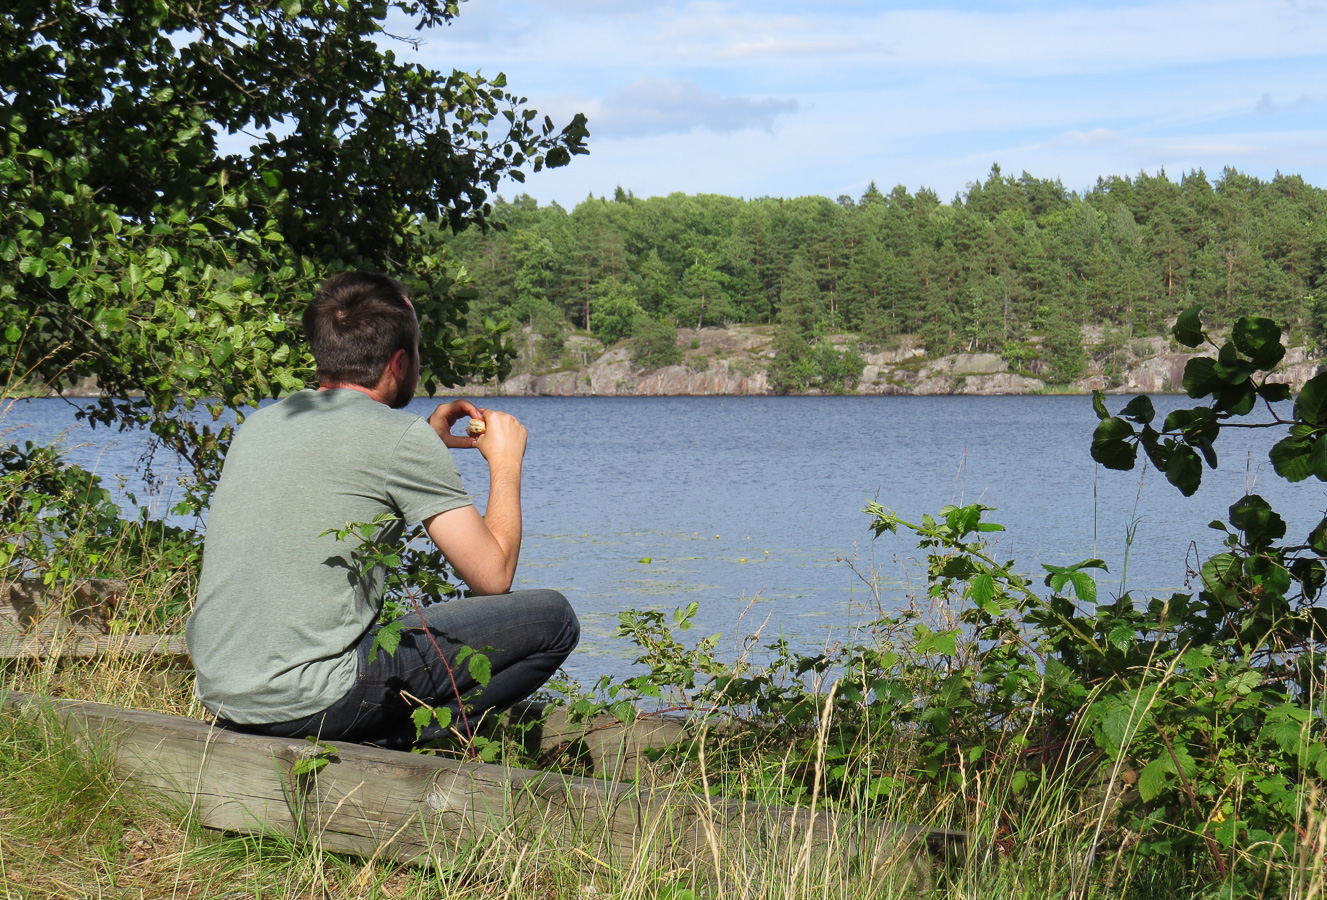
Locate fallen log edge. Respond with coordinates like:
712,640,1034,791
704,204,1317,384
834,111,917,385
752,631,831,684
1,689,966,878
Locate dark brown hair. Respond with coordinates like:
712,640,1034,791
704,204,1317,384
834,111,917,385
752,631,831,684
302,272,416,387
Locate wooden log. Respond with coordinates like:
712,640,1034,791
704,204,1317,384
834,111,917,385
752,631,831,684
0,578,187,661
1,578,126,635
0,632,189,660
2,690,960,886
501,700,692,779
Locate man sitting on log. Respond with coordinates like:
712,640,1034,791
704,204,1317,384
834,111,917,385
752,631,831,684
186,272,579,749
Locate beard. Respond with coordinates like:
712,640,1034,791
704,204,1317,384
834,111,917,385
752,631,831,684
388,353,419,409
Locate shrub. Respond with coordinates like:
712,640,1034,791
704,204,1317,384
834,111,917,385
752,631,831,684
629,316,682,369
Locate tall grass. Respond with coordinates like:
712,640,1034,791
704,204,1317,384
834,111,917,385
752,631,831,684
5,664,1326,899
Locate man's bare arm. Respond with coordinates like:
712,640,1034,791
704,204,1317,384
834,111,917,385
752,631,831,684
423,408,525,595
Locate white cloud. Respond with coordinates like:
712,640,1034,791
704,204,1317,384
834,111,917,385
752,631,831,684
376,0,1327,206
1059,128,1126,148
589,78,798,137
715,36,882,59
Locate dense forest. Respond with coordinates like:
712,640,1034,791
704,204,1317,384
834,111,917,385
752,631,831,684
440,166,1327,389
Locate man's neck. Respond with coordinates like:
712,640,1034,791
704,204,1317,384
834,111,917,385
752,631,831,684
317,382,388,404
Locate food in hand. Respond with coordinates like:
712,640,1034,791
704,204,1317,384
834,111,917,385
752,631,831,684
465,418,486,436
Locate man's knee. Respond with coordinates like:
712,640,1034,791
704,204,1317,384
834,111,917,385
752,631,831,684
558,593,580,654
535,588,580,655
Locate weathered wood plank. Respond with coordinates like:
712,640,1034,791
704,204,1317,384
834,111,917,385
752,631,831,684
0,632,189,660
1,579,187,661
2,691,958,885
502,700,692,779
1,578,126,634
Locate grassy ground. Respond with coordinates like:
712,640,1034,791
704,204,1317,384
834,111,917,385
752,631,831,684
5,646,1327,900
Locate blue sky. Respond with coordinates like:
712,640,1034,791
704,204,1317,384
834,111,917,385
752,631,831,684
390,0,1327,206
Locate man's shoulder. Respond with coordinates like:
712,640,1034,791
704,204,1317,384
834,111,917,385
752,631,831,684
252,389,422,430
226,391,430,464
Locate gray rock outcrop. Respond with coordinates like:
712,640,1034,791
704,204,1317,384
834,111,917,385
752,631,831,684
442,325,1320,399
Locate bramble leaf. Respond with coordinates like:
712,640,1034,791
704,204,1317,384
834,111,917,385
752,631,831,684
1138,757,1171,802
468,652,492,687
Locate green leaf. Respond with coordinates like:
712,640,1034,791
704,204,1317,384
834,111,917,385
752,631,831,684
1162,445,1202,496
1231,316,1284,369
1182,357,1222,398
468,652,492,687
1068,571,1097,604
915,627,958,657
1298,558,1327,600
1137,756,1171,802
1091,418,1136,470
93,307,128,337
49,267,75,289
1173,306,1204,348
1301,434,1327,480
1202,553,1242,601
1258,382,1292,404
1107,623,1134,651
1296,373,1327,427
1270,435,1313,482
211,339,234,366
1120,395,1155,424
1309,517,1327,554
1091,390,1110,421
1180,648,1213,670
1228,494,1285,546
970,573,995,607
1215,380,1256,416
369,620,403,663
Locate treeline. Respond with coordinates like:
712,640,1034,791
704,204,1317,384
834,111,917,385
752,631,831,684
438,165,1327,387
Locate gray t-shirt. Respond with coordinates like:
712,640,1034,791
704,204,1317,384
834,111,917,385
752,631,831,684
186,389,471,723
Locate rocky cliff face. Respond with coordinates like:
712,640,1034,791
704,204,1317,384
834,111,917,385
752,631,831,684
450,326,1320,398
496,348,770,397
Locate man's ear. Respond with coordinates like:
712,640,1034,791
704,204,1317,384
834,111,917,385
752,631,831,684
386,348,409,380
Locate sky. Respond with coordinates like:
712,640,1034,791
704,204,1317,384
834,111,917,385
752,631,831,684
386,0,1327,208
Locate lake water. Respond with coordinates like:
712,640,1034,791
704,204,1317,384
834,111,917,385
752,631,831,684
5,394,1324,684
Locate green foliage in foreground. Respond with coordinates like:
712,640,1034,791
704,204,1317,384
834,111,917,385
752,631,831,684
1,438,201,627
1,0,587,513
563,309,1327,897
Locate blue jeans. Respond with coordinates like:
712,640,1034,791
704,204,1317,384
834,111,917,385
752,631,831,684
217,589,579,749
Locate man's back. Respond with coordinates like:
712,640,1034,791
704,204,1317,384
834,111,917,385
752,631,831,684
186,388,470,724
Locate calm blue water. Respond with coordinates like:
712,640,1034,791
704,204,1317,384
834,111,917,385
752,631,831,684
6,395,1324,683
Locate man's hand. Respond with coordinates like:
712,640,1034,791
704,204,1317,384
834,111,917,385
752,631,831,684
427,399,483,449
472,409,527,469
424,406,527,596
